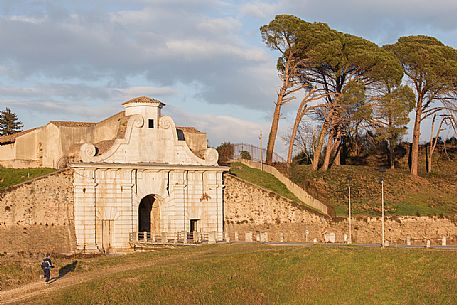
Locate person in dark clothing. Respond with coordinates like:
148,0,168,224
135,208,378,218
41,253,54,283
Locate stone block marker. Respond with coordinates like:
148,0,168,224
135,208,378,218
324,233,336,243
406,236,411,246
224,232,230,243
193,231,198,243
426,240,431,248
255,231,261,242
234,232,239,242
208,231,216,244
280,232,284,243
245,232,253,242
260,232,269,243
442,236,447,246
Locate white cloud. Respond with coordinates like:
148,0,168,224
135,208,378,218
280,0,457,44
239,1,278,19
164,39,267,61
8,15,45,24
115,86,176,98
168,106,269,147
0,2,273,113
198,17,242,34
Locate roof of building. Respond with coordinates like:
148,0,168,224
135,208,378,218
49,121,96,127
122,96,165,107
0,128,38,145
176,126,204,134
97,111,125,125
0,99,201,145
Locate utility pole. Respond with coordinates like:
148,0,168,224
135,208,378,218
381,178,385,248
259,130,263,171
348,176,352,244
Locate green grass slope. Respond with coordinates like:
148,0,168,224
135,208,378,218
15,244,457,305
0,168,55,190
229,162,302,205
286,156,457,217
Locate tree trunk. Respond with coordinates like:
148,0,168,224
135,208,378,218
388,139,395,169
266,99,283,164
321,128,335,171
410,98,423,176
332,130,342,166
287,111,302,164
426,115,444,174
426,143,432,174
287,89,320,164
311,123,328,171
334,148,341,166
266,58,292,165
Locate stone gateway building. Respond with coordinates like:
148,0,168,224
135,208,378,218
71,97,227,252
0,96,227,252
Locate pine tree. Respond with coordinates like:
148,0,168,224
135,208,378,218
0,107,23,136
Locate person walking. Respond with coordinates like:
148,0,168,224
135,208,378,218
41,253,54,283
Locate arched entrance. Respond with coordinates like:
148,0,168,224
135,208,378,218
138,194,161,235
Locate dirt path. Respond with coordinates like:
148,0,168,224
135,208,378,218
0,250,202,305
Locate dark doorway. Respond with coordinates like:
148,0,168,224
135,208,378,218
190,219,199,232
138,195,155,232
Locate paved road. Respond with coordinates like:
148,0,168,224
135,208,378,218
251,241,457,249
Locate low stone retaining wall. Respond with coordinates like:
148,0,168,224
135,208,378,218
238,160,329,215
0,159,41,168
223,173,457,245
224,217,457,246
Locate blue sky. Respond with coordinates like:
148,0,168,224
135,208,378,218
0,0,456,155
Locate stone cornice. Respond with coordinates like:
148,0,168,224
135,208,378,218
71,162,229,171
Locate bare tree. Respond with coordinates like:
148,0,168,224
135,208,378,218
427,114,456,173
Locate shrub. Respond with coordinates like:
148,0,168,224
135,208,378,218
216,142,234,164
240,150,251,160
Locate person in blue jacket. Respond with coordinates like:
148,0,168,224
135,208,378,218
41,253,54,283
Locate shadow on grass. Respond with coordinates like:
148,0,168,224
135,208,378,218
58,260,78,279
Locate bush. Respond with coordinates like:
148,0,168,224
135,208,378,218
240,150,251,160
216,142,234,164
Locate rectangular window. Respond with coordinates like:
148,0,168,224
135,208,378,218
148,119,154,128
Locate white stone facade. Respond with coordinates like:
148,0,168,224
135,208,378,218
71,97,227,252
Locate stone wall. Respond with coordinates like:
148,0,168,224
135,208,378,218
224,174,329,241
328,216,457,245
223,174,457,245
0,169,76,253
1,168,456,254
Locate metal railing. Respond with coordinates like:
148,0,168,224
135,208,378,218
129,231,216,244
233,143,286,163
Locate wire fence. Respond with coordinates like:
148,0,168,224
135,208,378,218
233,143,286,163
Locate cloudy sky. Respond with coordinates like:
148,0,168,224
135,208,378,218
1,0,456,155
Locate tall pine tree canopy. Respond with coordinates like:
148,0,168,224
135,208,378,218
0,107,23,136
